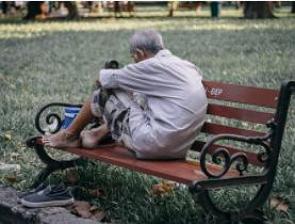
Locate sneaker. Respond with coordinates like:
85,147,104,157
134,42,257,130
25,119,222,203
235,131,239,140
18,183,48,200
20,184,74,208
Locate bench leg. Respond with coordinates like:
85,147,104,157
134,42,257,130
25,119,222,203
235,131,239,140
240,209,266,224
190,185,267,224
27,137,84,188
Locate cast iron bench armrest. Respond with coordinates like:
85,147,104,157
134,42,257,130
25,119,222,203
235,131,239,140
199,129,273,179
34,102,83,135
193,130,274,192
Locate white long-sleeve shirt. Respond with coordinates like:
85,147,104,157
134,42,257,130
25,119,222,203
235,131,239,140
99,49,208,159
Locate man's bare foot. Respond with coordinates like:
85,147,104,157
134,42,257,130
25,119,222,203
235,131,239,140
80,124,109,149
42,130,80,148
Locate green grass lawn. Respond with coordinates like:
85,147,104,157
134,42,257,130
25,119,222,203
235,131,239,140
0,12,295,224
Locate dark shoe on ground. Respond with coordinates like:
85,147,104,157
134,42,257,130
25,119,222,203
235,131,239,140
17,183,48,202
20,184,74,208
17,183,47,203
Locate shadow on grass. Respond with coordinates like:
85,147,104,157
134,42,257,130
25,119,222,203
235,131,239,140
2,14,294,25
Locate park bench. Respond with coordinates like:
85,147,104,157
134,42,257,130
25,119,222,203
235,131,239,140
26,80,294,223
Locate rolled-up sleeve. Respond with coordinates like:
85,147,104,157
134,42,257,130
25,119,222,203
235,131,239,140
99,69,120,89
99,60,159,93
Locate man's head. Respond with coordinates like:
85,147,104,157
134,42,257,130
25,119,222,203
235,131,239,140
129,29,165,63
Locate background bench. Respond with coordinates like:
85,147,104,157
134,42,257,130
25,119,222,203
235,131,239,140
26,80,294,223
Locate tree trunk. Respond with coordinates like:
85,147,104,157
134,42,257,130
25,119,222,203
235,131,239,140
23,1,43,20
291,2,295,13
210,2,221,18
1,2,8,15
63,2,79,19
168,2,178,17
244,2,276,19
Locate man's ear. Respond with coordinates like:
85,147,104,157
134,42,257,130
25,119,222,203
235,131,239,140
135,49,145,57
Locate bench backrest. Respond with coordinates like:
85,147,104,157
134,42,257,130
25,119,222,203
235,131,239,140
191,81,279,166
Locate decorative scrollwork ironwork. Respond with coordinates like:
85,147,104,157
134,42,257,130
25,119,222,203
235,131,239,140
191,82,295,223
199,123,275,178
35,102,82,135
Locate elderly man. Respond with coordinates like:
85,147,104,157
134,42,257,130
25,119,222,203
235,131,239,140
43,29,208,159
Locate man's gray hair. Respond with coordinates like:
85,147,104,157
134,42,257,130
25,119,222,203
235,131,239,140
129,29,165,55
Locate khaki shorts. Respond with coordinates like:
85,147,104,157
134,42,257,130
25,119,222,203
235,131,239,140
90,88,133,149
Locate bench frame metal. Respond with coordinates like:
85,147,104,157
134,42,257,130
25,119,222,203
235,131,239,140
26,80,295,224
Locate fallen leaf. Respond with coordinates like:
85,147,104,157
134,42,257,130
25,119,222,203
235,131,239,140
72,200,92,218
152,184,165,195
66,169,80,185
151,181,175,196
5,175,17,183
69,200,107,222
92,210,106,222
4,133,12,141
270,197,289,213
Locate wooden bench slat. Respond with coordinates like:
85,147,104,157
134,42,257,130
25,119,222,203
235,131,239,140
201,122,266,137
60,146,237,185
191,141,263,167
207,103,274,124
203,80,279,108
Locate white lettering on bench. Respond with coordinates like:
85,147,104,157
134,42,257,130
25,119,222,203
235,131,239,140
207,88,224,96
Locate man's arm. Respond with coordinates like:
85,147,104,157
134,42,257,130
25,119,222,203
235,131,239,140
99,60,159,93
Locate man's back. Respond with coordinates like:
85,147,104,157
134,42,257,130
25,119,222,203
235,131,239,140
100,49,208,159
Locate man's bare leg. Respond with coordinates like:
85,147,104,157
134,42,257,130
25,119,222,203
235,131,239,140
80,123,109,148
43,98,96,148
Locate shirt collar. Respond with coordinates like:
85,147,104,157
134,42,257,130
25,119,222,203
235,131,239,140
155,49,172,58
